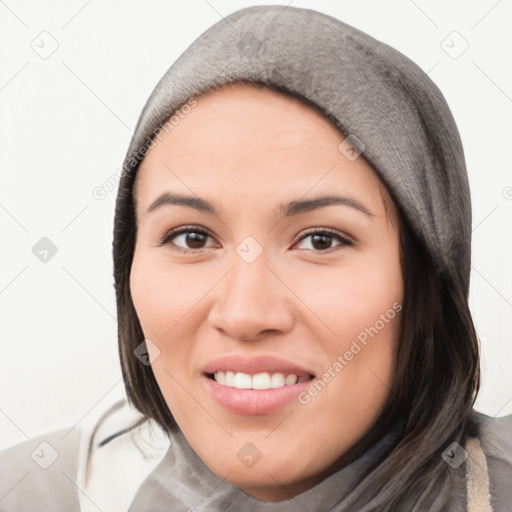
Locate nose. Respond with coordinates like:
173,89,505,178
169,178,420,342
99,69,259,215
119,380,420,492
207,250,295,342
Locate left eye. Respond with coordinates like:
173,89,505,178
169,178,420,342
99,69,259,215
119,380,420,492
294,230,352,252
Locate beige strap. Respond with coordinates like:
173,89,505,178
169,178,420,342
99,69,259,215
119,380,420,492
466,436,493,512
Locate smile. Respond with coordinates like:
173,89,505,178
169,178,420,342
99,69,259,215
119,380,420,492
201,355,316,415
208,371,311,390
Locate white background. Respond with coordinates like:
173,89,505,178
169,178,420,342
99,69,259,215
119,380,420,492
1,0,511,450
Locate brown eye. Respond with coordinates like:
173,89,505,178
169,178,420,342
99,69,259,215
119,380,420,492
160,227,216,251
295,229,352,252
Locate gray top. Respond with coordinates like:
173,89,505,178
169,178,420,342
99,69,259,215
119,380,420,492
1,399,511,511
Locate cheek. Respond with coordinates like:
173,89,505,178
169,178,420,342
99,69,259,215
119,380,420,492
292,243,403,412
130,255,172,337
295,250,403,345
130,249,207,339
129,252,200,404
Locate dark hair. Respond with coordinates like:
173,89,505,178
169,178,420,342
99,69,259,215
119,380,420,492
113,85,480,511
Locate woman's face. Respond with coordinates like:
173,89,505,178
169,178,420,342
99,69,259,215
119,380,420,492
130,83,403,501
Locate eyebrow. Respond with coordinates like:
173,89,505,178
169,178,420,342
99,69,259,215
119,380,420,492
146,192,375,218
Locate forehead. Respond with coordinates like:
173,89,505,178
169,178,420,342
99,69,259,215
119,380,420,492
134,82,396,222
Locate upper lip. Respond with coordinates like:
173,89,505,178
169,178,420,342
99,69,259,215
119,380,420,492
203,355,315,378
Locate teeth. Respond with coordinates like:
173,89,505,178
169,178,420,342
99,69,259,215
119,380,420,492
253,372,271,390
285,374,298,385
234,372,252,389
225,371,236,387
213,371,308,389
270,373,285,388
215,371,226,385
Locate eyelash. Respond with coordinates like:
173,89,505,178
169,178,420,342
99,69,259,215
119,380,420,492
157,225,353,253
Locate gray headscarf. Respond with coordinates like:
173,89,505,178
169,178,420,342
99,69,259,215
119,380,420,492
120,4,472,296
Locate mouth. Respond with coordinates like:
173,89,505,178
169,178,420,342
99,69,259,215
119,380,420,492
201,355,316,415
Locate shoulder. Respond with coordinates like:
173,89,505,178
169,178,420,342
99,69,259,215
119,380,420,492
0,398,171,512
0,425,81,511
473,409,512,444
468,410,512,512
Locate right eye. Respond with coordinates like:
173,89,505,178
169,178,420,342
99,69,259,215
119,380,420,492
158,226,218,252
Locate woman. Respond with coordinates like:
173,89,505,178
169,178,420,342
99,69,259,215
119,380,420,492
1,5,510,512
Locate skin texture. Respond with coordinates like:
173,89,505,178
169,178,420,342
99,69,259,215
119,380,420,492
130,82,404,501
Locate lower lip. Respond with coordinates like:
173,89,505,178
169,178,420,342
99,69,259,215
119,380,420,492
202,374,313,415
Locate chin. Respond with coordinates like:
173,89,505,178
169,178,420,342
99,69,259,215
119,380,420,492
200,447,320,494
